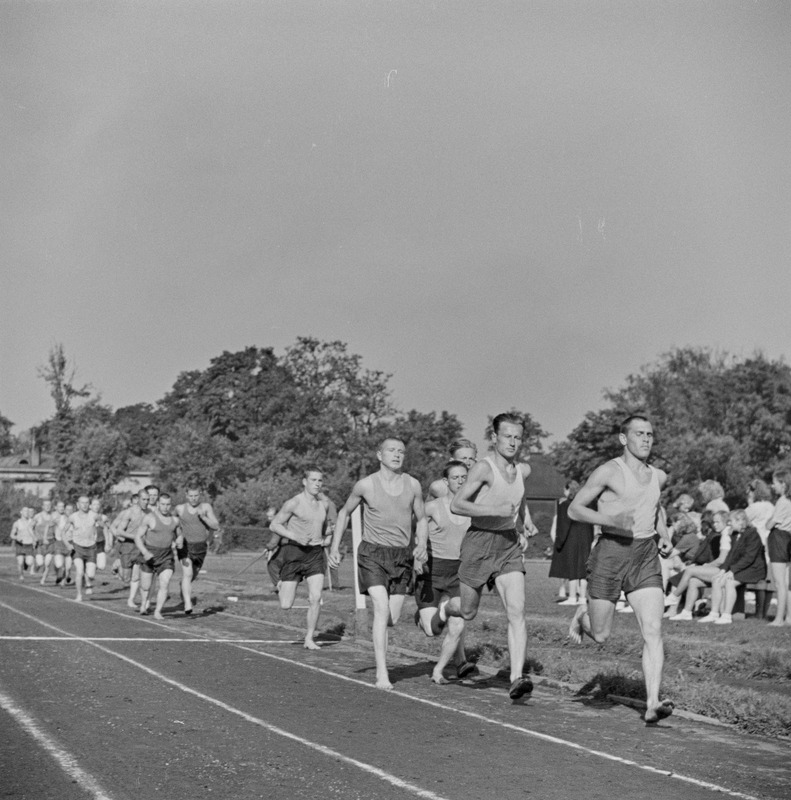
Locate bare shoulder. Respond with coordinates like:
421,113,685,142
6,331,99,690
519,462,532,480
406,474,423,497
424,497,440,519
585,459,621,490
654,467,668,488
355,475,375,500
467,459,493,483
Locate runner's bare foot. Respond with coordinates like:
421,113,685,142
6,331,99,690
303,639,321,650
127,600,137,609
375,675,394,690
153,611,164,620
568,605,585,644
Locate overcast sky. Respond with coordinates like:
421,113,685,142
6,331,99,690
2,1,789,448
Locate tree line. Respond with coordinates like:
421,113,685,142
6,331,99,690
2,343,789,524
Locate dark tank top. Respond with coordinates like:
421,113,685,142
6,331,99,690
362,473,414,548
144,511,179,549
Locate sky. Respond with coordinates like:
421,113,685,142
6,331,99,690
2,1,790,449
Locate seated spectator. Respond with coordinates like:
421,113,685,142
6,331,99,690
699,479,729,514
661,501,702,589
698,509,767,624
666,510,731,620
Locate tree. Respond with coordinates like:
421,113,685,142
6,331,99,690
112,403,162,459
0,412,14,456
62,422,130,501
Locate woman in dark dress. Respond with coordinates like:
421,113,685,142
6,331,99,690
549,481,595,605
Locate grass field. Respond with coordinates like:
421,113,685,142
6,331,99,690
197,554,791,738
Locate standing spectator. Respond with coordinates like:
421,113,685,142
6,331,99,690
745,479,775,546
767,469,791,627
548,481,595,605
699,510,767,624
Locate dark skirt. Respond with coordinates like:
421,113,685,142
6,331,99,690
549,526,595,580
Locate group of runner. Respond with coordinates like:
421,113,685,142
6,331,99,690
10,485,219,620
10,410,673,723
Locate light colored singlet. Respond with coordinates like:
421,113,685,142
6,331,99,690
119,506,148,541
428,496,470,560
362,473,414,548
34,512,56,544
471,456,525,532
180,505,214,545
144,512,179,549
597,457,660,541
14,518,36,545
69,511,98,547
286,495,327,546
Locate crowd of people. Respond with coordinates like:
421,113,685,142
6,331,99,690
9,485,219,619
9,410,790,724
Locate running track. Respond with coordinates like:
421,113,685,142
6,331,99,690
0,575,788,800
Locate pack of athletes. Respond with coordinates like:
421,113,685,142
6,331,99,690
139,508,180,575
177,503,215,574
278,492,328,582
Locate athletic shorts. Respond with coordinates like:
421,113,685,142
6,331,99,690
14,543,34,557
72,544,97,563
767,528,791,563
458,527,524,591
117,541,139,570
415,556,461,609
177,541,209,573
43,541,57,556
53,540,71,556
96,537,106,552
279,543,325,583
357,541,413,596
140,546,175,575
587,535,662,603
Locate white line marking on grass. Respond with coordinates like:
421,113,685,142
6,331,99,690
0,689,115,800
0,588,767,800
0,637,295,643
0,603,451,800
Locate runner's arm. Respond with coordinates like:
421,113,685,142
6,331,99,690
269,498,308,545
328,481,366,567
450,461,514,518
199,503,220,531
133,517,153,561
568,463,634,537
411,480,428,566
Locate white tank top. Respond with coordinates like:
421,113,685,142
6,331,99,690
428,496,470,560
471,456,525,532
598,457,660,540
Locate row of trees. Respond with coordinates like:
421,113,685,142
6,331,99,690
3,343,790,523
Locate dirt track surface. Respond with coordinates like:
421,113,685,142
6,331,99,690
1,555,789,800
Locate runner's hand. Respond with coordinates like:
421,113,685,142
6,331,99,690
327,548,341,569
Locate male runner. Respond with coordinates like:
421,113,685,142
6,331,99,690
175,486,220,614
53,502,74,585
10,507,36,580
329,437,428,689
110,490,150,606
134,493,183,619
144,485,160,507
426,439,478,500
568,414,674,724
415,460,476,684
32,500,58,584
269,468,333,649
437,412,537,700
63,496,99,602
90,498,110,572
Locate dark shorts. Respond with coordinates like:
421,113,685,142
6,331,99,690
587,535,662,603
14,543,34,557
53,540,71,557
357,541,413,596
140,546,175,575
72,544,97,564
117,541,139,570
458,527,524,591
177,541,210,573
96,537,106,552
279,543,325,583
415,556,461,609
42,541,57,556
767,528,791,563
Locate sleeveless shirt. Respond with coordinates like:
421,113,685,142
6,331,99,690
286,494,327,546
118,506,148,541
362,473,414,548
597,457,660,540
14,518,36,545
33,512,56,544
180,505,214,545
144,511,180,549
471,456,525,532
69,511,98,547
428,496,470,560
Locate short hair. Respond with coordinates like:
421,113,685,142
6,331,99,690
144,484,160,493
673,493,694,509
158,493,172,502
564,480,580,499
619,414,650,435
303,465,323,479
378,436,405,450
442,459,467,479
729,509,749,526
699,480,725,502
773,469,791,495
713,510,729,524
186,484,201,493
491,412,524,434
746,479,772,502
448,438,476,456
78,495,90,503
130,492,139,500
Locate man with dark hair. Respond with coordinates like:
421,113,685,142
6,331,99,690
269,468,333,649
328,438,428,689
427,439,478,500
568,414,674,723
134,493,183,619
175,486,220,614
436,412,536,700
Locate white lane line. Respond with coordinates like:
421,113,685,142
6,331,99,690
0,637,296,643
0,688,115,800
0,589,766,800
0,603,451,800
